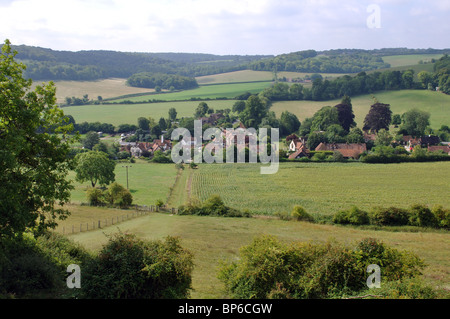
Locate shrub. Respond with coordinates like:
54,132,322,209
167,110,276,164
291,205,314,222
408,204,438,228
369,206,410,226
218,236,427,299
332,206,369,225
105,182,133,208
178,195,250,218
0,232,90,297
82,233,194,299
432,205,450,229
86,187,106,206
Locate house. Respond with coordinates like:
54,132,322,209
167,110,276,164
288,143,310,159
315,143,367,159
427,145,450,155
151,135,172,153
363,132,377,143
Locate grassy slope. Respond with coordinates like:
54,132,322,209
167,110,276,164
66,211,450,298
382,54,443,68
271,90,450,129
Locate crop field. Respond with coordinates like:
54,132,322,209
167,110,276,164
271,89,450,129
32,78,154,104
188,161,450,216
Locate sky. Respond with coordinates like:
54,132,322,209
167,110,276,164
0,0,449,55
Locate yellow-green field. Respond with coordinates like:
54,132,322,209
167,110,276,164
65,209,450,299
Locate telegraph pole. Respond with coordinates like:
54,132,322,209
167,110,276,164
122,165,132,189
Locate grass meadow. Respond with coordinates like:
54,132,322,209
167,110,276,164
68,161,180,206
382,54,444,68
64,209,450,299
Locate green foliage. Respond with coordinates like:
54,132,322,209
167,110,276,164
75,151,116,187
82,233,194,299
218,236,425,299
408,204,438,228
332,206,370,225
369,207,410,226
127,72,198,90
0,232,90,297
0,39,76,238
82,131,100,150
86,182,133,208
400,109,431,137
431,205,450,229
178,195,251,218
291,205,314,222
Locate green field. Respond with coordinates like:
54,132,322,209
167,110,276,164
110,81,273,103
69,161,180,206
272,90,450,129
65,208,450,298
187,162,450,216
62,100,237,126
382,54,444,68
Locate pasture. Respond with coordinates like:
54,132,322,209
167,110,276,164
382,54,444,68
62,100,236,126
68,161,180,206
65,208,450,299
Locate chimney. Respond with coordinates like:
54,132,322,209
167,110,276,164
161,135,164,143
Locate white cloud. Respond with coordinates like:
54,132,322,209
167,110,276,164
0,0,448,54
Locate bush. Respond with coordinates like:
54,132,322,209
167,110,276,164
369,206,410,226
291,205,314,222
408,204,438,228
82,233,194,299
332,206,370,225
432,205,450,229
86,187,105,206
178,195,251,218
218,236,426,299
0,232,90,297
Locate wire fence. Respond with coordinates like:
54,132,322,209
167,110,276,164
60,204,178,235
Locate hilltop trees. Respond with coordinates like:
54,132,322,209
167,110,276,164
0,39,76,237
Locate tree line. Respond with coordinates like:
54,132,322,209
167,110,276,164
126,72,199,90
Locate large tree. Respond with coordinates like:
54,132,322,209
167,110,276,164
400,109,430,137
310,106,340,132
0,39,76,237
74,151,116,187
334,95,356,132
279,111,301,136
363,102,392,133
239,95,267,128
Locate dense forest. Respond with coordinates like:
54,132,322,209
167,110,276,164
11,44,269,81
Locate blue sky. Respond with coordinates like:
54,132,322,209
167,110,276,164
0,0,449,55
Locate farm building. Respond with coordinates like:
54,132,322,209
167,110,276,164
315,143,367,159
